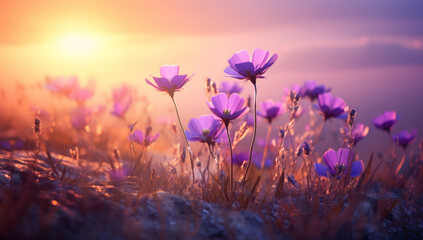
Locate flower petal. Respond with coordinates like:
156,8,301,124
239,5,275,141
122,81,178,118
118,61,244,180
210,93,228,113
315,163,329,177
188,118,203,135
350,160,364,177
152,77,171,91
234,62,255,77
323,149,337,175
228,93,245,113
252,48,270,69
228,49,251,68
224,66,246,79
160,65,179,80
337,148,350,166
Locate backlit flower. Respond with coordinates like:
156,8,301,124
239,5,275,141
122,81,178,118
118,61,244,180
318,93,348,120
185,115,225,145
350,123,370,145
218,81,243,95
224,48,278,84
129,129,159,147
392,129,418,149
315,148,364,178
301,80,331,101
207,93,248,126
258,100,285,123
373,111,398,132
145,65,193,97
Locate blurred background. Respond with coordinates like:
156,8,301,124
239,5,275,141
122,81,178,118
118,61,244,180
0,0,422,157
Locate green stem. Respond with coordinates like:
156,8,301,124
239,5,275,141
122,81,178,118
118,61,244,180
225,123,234,194
243,83,258,186
171,97,195,183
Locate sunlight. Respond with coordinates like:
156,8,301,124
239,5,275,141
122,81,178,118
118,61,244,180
59,34,101,57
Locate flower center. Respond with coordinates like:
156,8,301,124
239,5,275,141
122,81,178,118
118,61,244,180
202,129,210,137
223,109,231,115
334,164,346,175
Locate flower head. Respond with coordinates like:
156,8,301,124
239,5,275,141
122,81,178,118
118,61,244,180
207,93,248,126
224,48,278,84
111,84,133,118
257,100,285,123
109,166,130,181
129,128,159,147
392,129,418,149
350,123,370,145
315,148,364,178
69,86,94,103
301,80,331,101
318,93,348,120
185,115,225,145
145,65,192,98
218,81,243,95
373,111,398,132
70,107,91,131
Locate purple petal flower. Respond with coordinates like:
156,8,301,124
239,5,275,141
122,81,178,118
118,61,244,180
111,84,133,118
70,107,91,131
109,166,130,181
301,80,331,101
145,65,193,97
318,93,348,120
392,129,418,149
350,123,370,145
113,84,131,102
185,115,225,144
207,93,249,126
129,129,159,146
257,100,285,123
233,152,249,166
283,84,302,99
218,81,243,95
315,148,364,178
373,111,398,132
225,48,278,84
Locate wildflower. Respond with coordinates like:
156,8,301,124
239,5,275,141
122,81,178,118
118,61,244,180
224,48,278,84
373,111,398,132
111,84,133,118
233,152,249,166
145,65,193,98
283,84,302,99
109,166,130,181
314,148,364,178
0,139,25,151
317,93,348,120
207,93,248,126
129,128,159,147
301,80,331,101
185,115,225,145
303,141,311,155
218,81,243,95
392,129,418,149
350,123,369,145
258,100,285,123
70,107,91,131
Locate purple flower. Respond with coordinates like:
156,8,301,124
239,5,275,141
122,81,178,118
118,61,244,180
224,48,278,84
301,80,331,101
315,148,364,178
0,139,25,151
283,84,302,99
207,93,249,126
109,166,130,181
145,65,193,97
111,84,133,118
318,93,348,120
392,129,418,149
129,129,159,146
373,111,398,132
252,152,275,169
45,75,79,96
70,107,91,131
218,81,243,95
185,115,225,145
232,152,249,166
258,100,285,123
350,123,370,145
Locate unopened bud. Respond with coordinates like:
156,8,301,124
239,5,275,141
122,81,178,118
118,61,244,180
348,109,356,127
181,148,186,163
33,117,41,135
303,141,311,155
279,128,286,139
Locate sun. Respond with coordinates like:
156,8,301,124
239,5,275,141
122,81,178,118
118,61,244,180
59,34,101,57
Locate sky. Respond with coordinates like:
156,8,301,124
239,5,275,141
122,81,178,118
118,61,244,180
0,0,422,156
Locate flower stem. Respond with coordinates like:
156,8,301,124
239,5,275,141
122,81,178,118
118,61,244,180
260,123,272,170
243,83,258,186
171,97,195,183
225,123,234,194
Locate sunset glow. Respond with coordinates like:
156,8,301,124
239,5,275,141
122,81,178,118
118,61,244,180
58,34,102,57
